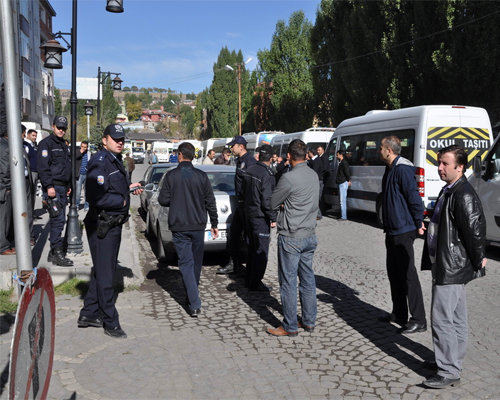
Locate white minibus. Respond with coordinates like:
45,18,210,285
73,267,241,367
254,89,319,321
243,131,284,156
470,134,500,245
212,138,233,157
323,105,494,226
271,127,335,159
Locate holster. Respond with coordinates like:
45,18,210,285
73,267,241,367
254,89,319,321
43,197,62,218
97,210,129,239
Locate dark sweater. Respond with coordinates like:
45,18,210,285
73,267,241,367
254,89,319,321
158,161,218,232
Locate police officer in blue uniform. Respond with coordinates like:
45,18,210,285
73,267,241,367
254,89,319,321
37,116,73,266
217,135,256,275
77,124,143,339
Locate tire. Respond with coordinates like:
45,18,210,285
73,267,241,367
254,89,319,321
145,211,154,238
156,226,167,263
376,197,384,229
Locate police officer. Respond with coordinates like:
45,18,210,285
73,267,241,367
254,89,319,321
37,116,73,266
77,124,143,339
243,144,277,291
217,135,256,275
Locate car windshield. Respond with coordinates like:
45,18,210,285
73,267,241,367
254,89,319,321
132,147,143,152
206,172,235,192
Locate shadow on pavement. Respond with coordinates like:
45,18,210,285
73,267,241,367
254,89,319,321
316,275,434,377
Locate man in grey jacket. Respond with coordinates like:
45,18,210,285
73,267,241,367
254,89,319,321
267,139,319,337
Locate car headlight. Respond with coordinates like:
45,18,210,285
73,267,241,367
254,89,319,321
220,204,229,214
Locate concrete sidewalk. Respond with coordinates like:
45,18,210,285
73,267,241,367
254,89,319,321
0,196,143,290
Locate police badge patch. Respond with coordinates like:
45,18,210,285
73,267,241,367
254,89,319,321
42,150,48,158
97,176,104,185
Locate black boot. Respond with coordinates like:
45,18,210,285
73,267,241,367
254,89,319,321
47,249,53,263
217,258,234,274
51,247,74,267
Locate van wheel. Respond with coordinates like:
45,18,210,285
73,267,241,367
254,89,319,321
376,198,384,229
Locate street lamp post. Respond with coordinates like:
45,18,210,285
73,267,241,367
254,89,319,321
84,101,94,141
225,58,252,136
96,67,122,128
40,0,124,254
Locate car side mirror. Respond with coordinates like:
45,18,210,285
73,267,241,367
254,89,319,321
472,156,483,178
145,183,155,191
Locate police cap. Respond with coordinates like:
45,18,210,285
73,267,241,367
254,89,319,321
103,124,125,139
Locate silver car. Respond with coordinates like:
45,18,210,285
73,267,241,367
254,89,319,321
139,163,177,212
147,165,238,263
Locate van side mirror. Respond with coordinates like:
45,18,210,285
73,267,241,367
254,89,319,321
472,156,483,178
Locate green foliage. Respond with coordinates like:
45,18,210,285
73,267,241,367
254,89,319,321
180,104,195,136
0,287,17,314
101,77,121,126
138,88,153,108
126,100,143,122
257,11,316,132
54,278,89,297
54,87,63,116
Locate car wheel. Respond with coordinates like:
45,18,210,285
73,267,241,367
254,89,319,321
156,226,167,263
145,211,154,238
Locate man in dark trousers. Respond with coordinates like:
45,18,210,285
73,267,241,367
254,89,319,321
217,135,256,275
335,149,351,220
37,116,73,266
158,142,218,317
308,147,324,220
243,144,277,292
0,129,14,255
422,145,486,389
78,124,143,339
379,135,426,334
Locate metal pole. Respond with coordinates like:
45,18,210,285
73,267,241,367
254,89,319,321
87,114,90,141
0,0,33,292
96,66,101,129
238,64,242,136
66,0,83,254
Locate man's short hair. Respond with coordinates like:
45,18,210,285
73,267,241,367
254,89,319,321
81,141,88,145
288,139,307,161
222,148,231,155
382,136,401,155
208,149,215,155
308,147,318,156
21,124,26,134
178,142,195,160
28,129,37,135
438,145,468,171
336,149,345,156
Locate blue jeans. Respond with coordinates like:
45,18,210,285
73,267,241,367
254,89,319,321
75,173,88,208
339,181,348,220
173,230,205,310
277,234,318,332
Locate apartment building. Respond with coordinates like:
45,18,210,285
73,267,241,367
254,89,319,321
0,0,57,133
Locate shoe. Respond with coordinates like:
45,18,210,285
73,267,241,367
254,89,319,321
35,215,43,220
78,315,104,328
398,322,427,334
104,326,127,339
190,308,201,318
51,247,74,267
267,326,298,337
249,283,273,292
298,320,314,332
216,260,234,275
378,313,407,326
0,248,16,255
422,373,460,389
422,360,438,370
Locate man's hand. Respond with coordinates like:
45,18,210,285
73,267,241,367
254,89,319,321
271,222,277,228
418,222,426,236
211,228,219,239
482,258,488,268
47,188,56,198
129,183,143,196
66,188,71,196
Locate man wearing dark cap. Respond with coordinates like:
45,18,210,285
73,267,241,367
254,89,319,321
37,116,73,266
217,135,256,275
242,144,277,291
78,124,143,339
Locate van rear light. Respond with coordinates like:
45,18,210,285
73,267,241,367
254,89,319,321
415,167,425,197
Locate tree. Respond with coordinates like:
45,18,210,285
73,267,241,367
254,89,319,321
126,101,143,121
54,87,63,116
257,11,316,132
101,77,121,126
180,104,195,137
138,88,153,108
130,85,139,92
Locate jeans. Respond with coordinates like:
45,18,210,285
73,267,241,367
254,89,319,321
173,230,205,310
277,234,318,332
339,181,348,220
75,173,88,208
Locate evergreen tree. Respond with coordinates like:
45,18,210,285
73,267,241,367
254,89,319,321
101,77,121,126
54,87,63,116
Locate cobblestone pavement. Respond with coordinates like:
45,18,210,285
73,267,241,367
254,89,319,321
1,208,499,399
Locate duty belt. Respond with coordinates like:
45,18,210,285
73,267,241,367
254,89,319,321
53,180,69,186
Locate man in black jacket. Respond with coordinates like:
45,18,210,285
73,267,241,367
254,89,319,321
158,142,218,317
243,144,277,292
37,116,73,266
335,150,351,220
422,145,487,389
307,147,324,220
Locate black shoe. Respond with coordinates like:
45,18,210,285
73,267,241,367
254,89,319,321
216,262,234,275
398,322,427,334
298,320,315,332
78,315,104,328
104,326,127,339
249,283,273,292
51,247,74,267
422,360,438,370
190,308,201,318
423,373,460,389
378,313,407,326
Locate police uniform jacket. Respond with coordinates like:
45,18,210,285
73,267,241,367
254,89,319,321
235,152,256,200
37,134,71,190
243,161,277,222
86,149,130,216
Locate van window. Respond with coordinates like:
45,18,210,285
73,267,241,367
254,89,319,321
338,129,415,166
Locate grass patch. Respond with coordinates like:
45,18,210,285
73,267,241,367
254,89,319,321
0,287,18,314
54,278,89,297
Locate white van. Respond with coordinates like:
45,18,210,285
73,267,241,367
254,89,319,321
212,138,233,156
271,127,335,158
152,141,173,162
243,131,284,156
323,105,494,225
470,134,500,244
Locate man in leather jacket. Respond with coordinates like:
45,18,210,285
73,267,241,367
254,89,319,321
422,145,487,389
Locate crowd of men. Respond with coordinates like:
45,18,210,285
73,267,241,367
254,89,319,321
0,119,488,388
